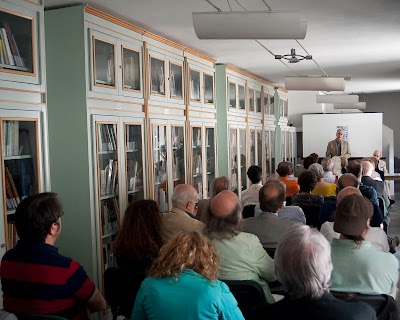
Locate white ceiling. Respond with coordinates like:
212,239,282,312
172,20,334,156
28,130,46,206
44,0,400,94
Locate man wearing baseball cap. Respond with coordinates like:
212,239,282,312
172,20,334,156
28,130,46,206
330,194,398,297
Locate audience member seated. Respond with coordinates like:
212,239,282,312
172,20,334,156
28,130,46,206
346,161,379,205
197,176,230,225
321,157,336,183
242,179,299,249
331,156,343,180
320,187,389,253
278,205,306,225
330,194,398,297
373,150,395,206
361,160,389,210
294,156,314,177
241,165,263,208
309,163,337,197
291,170,324,207
160,184,205,243
309,152,319,164
131,231,244,320
250,225,376,320
276,161,299,197
113,200,163,272
205,190,277,303
0,193,106,319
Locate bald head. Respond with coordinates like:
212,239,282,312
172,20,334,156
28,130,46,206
361,161,374,177
337,173,360,191
337,186,362,204
172,184,198,213
210,190,240,219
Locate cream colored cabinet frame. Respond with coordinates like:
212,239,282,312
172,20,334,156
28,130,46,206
229,125,247,199
187,61,215,109
228,77,247,112
0,1,41,85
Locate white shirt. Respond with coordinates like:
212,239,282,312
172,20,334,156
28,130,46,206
241,182,263,207
320,222,389,252
323,171,336,183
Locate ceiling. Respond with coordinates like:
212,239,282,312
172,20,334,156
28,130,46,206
44,0,400,94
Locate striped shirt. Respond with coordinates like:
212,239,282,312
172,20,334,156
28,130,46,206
1,241,95,320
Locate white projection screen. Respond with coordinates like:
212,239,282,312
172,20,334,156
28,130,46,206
302,113,383,158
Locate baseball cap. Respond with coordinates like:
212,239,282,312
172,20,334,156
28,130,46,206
333,194,373,236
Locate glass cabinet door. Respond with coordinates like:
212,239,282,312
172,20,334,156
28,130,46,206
171,126,185,189
239,129,247,192
205,127,215,198
204,73,214,104
96,122,120,273
191,127,202,199
271,130,276,174
125,124,144,203
153,125,168,212
249,88,254,112
257,130,262,167
122,47,141,92
265,130,270,177
93,38,116,87
229,82,236,108
189,69,201,102
250,130,256,165
230,129,238,194
0,8,34,75
2,119,39,250
150,56,165,96
170,63,183,99
256,91,262,113
238,85,245,110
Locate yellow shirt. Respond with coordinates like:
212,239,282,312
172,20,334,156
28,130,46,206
312,183,336,197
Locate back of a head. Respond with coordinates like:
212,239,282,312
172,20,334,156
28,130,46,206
247,165,262,184
303,157,314,169
337,173,360,191
361,160,374,177
297,170,318,193
113,199,163,260
309,153,319,163
172,184,198,209
148,231,219,281
275,225,332,300
337,186,361,203
206,190,241,238
259,178,286,213
211,176,230,196
331,156,342,176
321,157,333,172
309,163,324,180
346,160,362,178
15,192,63,243
276,161,293,177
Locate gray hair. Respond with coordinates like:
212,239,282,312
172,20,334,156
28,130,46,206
211,176,230,197
337,128,345,134
321,157,333,172
361,161,374,177
275,225,332,300
331,156,342,176
309,163,324,180
171,184,197,209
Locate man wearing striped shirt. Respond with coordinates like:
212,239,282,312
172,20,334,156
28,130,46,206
1,192,106,319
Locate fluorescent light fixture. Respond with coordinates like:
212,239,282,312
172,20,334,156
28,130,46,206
333,102,367,109
285,77,345,91
192,11,307,39
316,94,359,104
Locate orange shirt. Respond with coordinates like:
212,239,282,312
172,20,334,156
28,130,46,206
278,176,300,197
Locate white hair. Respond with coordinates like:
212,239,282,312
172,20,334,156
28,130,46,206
321,157,333,172
361,161,374,177
336,128,345,134
309,163,324,180
331,156,342,176
171,184,197,209
275,225,332,300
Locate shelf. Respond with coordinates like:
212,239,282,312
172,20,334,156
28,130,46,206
193,174,202,178
100,194,118,200
128,187,143,194
173,178,180,181
102,229,118,239
98,150,117,155
7,209,16,215
0,63,30,72
206,172,211,175
96,79,113,86
4,155,32,160
126,149,139,153
192,146,201,149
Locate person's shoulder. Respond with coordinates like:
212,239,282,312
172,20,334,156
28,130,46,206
329,298,376,319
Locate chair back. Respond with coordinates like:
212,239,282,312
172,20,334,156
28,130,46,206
104,267,146,320
263,246,276,259
298,205,321,228
222,280,266,318
18,315,68,320
242,205,256,219
331,291,398,320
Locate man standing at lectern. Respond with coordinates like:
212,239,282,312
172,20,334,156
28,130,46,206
326,128,351,167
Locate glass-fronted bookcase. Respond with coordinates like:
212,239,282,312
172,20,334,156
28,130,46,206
229,126,247,197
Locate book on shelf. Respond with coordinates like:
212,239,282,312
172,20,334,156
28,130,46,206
3,21,25,68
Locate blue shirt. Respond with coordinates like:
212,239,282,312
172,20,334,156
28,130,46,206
131,269,244,320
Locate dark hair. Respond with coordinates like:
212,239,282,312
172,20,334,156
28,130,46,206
113,200,163,262
204,204,241,239
309,153,319,163
211,176,230,196
298,170,318,193
276,161,293,177
346,160,362,178
247,165,262,184
303,157,314,169
341,234,364,248
259,179,286,213
15,192,63,243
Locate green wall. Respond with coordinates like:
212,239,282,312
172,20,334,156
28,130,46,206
215,64,228,176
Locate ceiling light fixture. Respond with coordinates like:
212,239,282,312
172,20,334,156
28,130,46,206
192,11,307,39
285,76,346,91
316,94,359,104
275,48,312,63
333,102,367,110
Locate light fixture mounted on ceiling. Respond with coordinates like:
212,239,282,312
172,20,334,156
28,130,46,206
192,11,307,39
275,48,312,63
